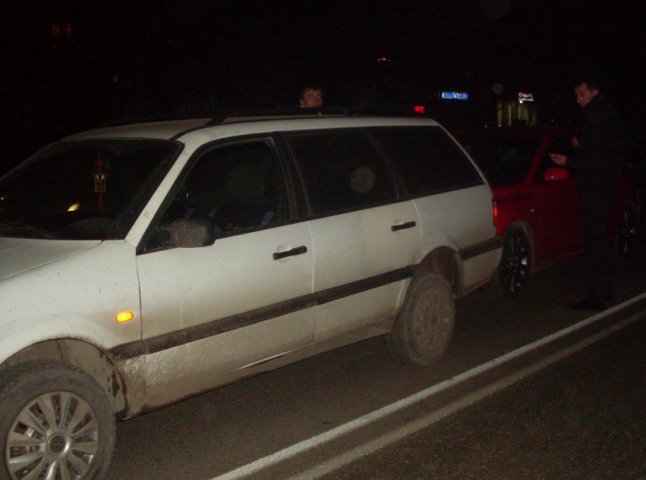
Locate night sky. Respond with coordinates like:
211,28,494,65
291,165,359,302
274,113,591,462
1,0,644,152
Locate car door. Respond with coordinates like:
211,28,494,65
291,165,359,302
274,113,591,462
531,135,583,261
135,138,314,406
285,129,420,342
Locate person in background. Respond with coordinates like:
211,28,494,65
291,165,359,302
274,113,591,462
299,86,323,108
550,78,629,311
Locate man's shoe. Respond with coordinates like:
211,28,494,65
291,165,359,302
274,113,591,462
568,295,606,311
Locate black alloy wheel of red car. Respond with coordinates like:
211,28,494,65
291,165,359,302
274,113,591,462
497,227,531,297
616,200,640,256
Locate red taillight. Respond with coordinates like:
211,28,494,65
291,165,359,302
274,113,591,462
414,105,426,115
492,199,498,228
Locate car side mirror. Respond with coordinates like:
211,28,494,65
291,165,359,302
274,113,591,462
543,166,570,182
165,218,215,247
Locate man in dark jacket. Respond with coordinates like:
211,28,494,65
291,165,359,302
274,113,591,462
550,79,628,310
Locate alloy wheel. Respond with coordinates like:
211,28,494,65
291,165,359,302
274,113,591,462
6,391,100,480
498,230,530,296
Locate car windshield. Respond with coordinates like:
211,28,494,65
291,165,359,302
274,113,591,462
458,136,540,187
0,139,179,240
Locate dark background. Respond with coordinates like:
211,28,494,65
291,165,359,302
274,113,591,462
1,0,644,168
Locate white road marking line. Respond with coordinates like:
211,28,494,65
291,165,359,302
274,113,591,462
288,311,644,480
211,293,646,480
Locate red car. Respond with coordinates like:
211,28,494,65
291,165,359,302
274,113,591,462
455,127,640,296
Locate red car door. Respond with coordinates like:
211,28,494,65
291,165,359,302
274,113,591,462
529,137,584,265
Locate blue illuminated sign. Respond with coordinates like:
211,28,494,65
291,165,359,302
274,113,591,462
440,91,469,101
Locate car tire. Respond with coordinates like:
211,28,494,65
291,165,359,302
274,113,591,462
0,361,115,480
616,200,639,256
386,270,455,366
496,227,531,297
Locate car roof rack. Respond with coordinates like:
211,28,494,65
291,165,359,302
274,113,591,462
207,106,424,126
94,106,424,129
95,113,212,129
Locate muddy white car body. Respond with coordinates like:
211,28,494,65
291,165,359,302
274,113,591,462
0,114,500,479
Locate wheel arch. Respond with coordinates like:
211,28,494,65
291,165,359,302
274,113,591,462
417,246,459,294
1,339,127,415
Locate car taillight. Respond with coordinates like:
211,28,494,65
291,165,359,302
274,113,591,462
492,198,498,228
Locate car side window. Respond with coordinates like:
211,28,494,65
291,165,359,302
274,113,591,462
370,127,482,196
150,140,289,249
286,130,398,215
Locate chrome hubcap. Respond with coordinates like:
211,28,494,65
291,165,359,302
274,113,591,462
6,391,99,480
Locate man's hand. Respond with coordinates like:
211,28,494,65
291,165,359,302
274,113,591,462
549,153,567,166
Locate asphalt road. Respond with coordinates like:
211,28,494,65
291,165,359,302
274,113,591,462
319,312,646,480
107,240,646,480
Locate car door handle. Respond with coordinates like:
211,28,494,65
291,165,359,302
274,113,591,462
391,221,417,232
273,245,308,260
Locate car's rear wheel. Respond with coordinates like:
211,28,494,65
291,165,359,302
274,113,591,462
386,270,455,366
616,200,639,256
497,227,531,297
0,361,115,480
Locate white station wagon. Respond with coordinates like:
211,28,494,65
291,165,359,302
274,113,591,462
0,113,501,479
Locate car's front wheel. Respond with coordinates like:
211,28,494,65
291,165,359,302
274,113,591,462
0,361,115,480
496,227,531,297
386,270,455,366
